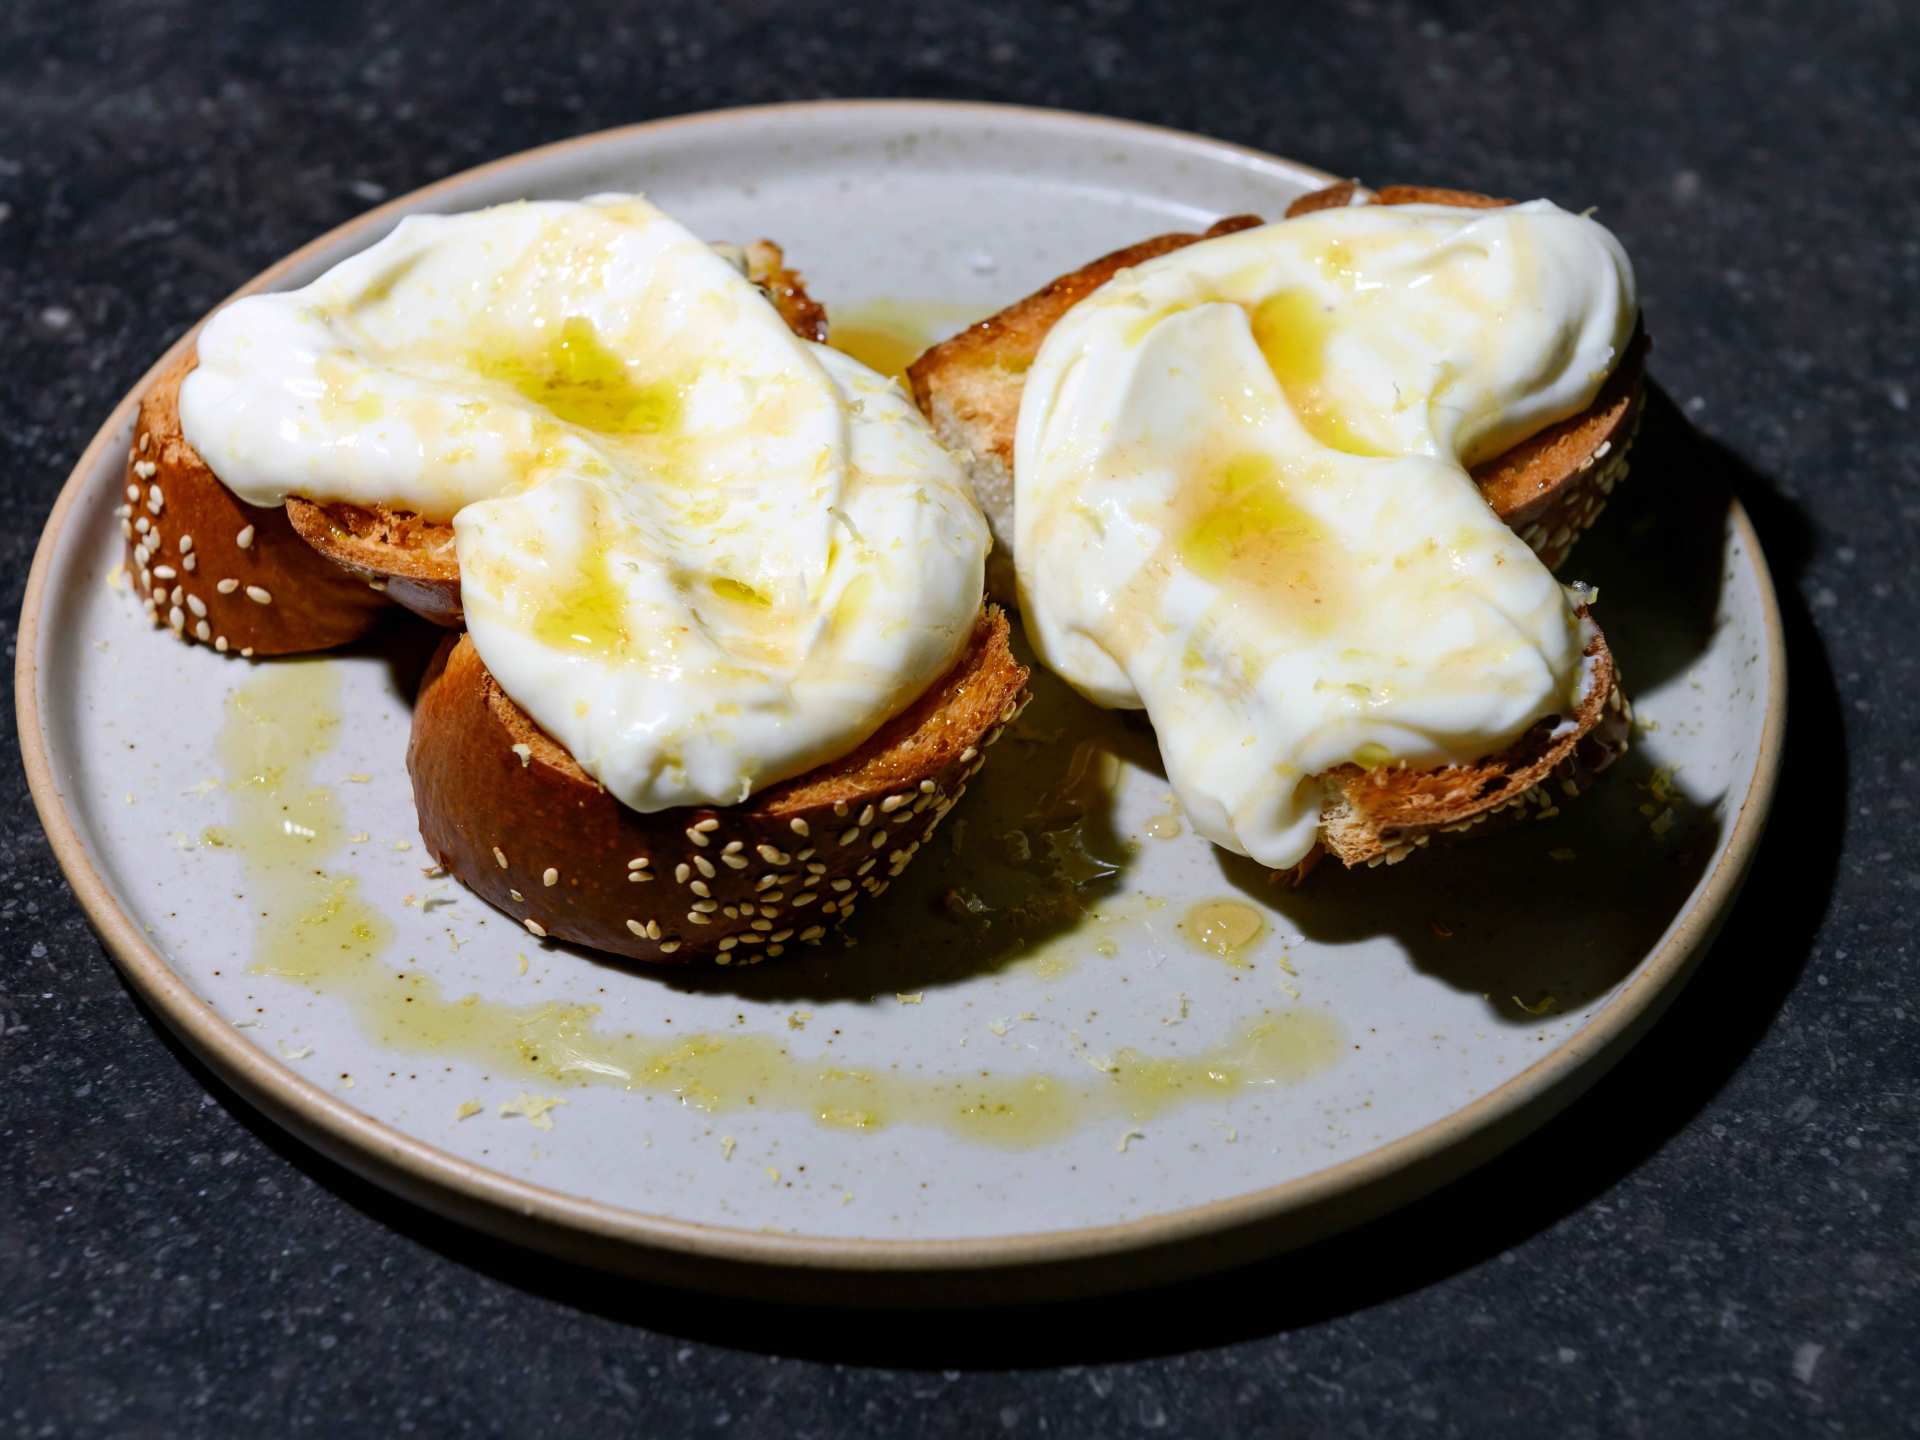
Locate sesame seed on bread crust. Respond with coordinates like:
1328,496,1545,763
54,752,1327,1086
407,608,1030,964
116,352,393,657
906,185,1647,593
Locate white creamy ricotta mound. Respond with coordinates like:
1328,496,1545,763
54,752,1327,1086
1014,200,1636,867
183,195,988,810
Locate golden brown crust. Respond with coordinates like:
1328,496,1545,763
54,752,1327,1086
1280,182,1517,217
115,352,393,656
407,610,1031,964
1280,178,1364,216
1357,184,1515,211
283,498,462,625
281,244,833,626
745,239,829,343
1312,613,1631,869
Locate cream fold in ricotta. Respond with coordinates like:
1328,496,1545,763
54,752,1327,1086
1014,200,1635,867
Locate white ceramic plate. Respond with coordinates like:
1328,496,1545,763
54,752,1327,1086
17,102,1784,1302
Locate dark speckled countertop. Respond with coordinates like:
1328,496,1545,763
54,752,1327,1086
3,1,1915,1435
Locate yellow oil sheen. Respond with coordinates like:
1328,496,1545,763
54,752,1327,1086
217,663,392,986
471,315,682,435
1179,452,1343,631
529,540,630,658
1248,289,1382,456
829,300,982,383
212,664,1341,1150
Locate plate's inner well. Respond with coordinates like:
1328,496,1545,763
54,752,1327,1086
36,110,1773,1244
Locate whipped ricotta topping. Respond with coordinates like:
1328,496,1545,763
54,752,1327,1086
182,195,988,810
1014,200,1636,867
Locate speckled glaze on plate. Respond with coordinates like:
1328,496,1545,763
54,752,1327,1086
16,101,1785,1304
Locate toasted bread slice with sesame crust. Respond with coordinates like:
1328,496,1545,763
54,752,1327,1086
906,185,1640,879
408,609,1029,963
116,353,394,656
907,187,1646,600
126,241,832,649
283,240,831,627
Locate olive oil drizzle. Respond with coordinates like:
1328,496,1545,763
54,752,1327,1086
828,299,986,384
1181,899,1268,968
217,663,1341,1149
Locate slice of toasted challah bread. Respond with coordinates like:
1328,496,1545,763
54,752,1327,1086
1279,610,1631,881
283,239,831,628
408,609,1030,963
281,497,463,626
908,187,1646,600
116,353,394,656
908,186,1639,879
130,241,831,649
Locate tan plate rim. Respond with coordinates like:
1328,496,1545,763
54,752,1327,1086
13,100,1788,1305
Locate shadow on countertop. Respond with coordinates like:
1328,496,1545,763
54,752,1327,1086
120,392,1846,1367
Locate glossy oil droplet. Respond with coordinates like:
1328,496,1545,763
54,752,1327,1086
1182,898,1267,967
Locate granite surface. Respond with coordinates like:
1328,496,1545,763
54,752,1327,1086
3,0,1915,1434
